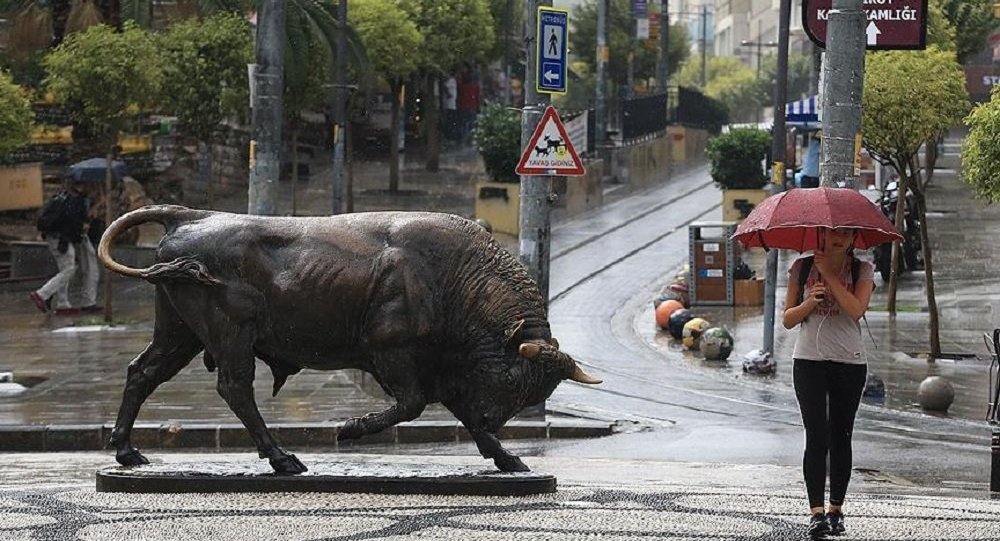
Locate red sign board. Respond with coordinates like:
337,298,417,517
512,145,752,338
516,106,585,176
803,0,927,51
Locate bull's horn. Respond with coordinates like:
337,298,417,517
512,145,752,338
569,365,602,385
519,342,541,360
549,337,560,349
505,319,526,349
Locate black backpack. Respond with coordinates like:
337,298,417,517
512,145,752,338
36,192,69,233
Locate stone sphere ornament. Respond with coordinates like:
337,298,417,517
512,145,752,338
655,300,685,329
668,309,694,340
917,376,954,413
699,327,734,361
682,318,712,350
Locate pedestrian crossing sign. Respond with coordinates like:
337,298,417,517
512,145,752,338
516,106,586,176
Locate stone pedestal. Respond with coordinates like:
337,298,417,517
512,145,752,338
96,461,556,496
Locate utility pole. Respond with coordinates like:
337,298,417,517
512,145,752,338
331,0,347,215
700,4,708,88
762,0,792,355
820,0,866,189
656,0,669,91
503,0,513,105
595,0,608,149
248,0,285,216
519,0,552,300
627,1,635,98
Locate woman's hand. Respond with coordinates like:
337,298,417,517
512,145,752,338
813,249,837,278
806,282,826,306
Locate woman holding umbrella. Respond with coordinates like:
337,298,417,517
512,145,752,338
733,187,901,540
783,228,874,539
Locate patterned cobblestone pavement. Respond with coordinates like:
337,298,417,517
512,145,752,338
1,452,998,541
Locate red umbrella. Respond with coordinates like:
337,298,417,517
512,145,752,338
732,187,903,252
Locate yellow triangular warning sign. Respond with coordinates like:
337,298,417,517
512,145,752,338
516,106,585,176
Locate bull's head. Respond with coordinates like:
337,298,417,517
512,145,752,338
447,320,601,434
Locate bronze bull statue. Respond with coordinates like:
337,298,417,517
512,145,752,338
98,206,600,474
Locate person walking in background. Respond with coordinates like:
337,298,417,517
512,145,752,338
782,227,875,539
30,178,100,316
442,71,458,144
798,131,821,188
457,63,481,145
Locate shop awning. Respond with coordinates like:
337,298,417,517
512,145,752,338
786,95,818,123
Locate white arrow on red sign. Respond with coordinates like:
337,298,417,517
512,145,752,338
866,21,881,46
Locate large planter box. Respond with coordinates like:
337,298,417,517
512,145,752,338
0,163,43,211
734,278,765,307
474,181,520,236
722,189,768,222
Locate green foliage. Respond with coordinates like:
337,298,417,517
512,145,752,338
927,0,958,53
571,0,690,87
350,0,422,82
962,86,1000,203
42,22,162,145
285,7,331,122
705,128,771,189
401,0,495,73
0,70,33,157
754,51,814,102
678,57,762,124
862,47,969,169
473,103,521,183
159,13,252,142
939,0,1000,64
487,0,523,62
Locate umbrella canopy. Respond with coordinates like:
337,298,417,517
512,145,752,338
66,158,128,183
732,187,903,252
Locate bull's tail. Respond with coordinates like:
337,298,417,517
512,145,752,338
98,205,221,285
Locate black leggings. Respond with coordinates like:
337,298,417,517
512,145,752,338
793,359,867,509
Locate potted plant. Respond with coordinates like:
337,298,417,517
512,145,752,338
706,127,771,222
473,103,521,235
0,70,42,213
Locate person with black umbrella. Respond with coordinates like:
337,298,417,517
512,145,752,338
29,177,101,315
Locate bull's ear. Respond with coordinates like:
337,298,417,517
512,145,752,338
519,342,542,360
549,337,560,349
504,319,525,349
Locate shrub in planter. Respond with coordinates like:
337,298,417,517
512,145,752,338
0,70,33,161
473,103,521,183
706,128,771,190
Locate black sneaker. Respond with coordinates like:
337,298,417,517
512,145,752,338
808,512,831,539
827,512,845,536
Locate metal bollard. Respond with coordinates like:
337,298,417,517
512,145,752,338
993,430,1000,493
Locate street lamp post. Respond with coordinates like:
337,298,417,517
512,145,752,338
740,39,778,78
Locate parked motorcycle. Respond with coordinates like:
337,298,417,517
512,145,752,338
873,180,923,282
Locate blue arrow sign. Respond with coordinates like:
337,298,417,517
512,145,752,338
536,7,568,95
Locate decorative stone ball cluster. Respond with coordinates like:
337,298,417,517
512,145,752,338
653,268,735,361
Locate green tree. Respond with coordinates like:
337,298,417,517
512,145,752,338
350,0,422,192
400,0,494,173
159,13,252,208
0,71,33,159
571,0,690,89
862,47,969,357
284,16,331,214
939,0,999,64
43,21,163,322
927,0,958,53
754,51,814,103
963,86,1000,203
677,56,762,124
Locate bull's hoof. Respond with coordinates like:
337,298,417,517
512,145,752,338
269,453,308,475
337,418,364,441
494,455,530,473
116,448,150,467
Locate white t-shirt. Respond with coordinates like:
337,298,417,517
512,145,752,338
443,77,457,110
788,255,875,364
